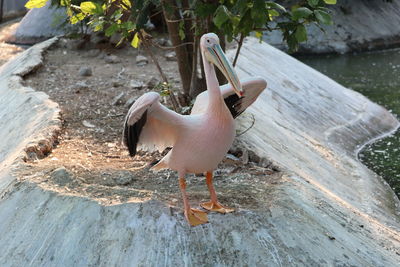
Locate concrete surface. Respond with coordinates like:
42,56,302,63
0,37,399,266
264,0,400,54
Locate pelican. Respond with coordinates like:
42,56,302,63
123,33,267,226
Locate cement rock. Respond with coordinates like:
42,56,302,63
0,37,399,266
264,0,400,54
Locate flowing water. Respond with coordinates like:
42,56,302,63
299,49,400,198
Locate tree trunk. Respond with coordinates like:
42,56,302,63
162,0,192,96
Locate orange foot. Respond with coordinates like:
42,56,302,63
200,201,234,214
185,208,208,226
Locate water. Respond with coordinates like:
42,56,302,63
298,49,400,198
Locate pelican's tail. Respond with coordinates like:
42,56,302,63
150,159,168,171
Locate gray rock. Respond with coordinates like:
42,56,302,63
115,171,135,185
136,55,148,66
78,66,92,77
165,51,176,61
146,77,160,88
129,80,144,90
111,92,125,106
104,55,121,64
73,81,89,92
50,167,73,186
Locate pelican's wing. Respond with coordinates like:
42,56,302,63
191,77,267,117
122,92,183,156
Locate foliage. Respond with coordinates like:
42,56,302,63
26,0,337,98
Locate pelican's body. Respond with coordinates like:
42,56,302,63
123,33,267,226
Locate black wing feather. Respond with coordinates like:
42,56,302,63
224,94,244,119
124,110,148,157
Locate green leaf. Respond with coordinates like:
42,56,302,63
25,0,49,9
292,7,313,20
121,0,132,9
105,24,119,37
80,1,102,15
178,21,185,40
323,0,337,4
266,2,286,12
307,0,319,7
70,12,86,24
131,33,140,48
213,5,231,28
314,10,333,25
295,24,307,42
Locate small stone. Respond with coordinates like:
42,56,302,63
136,55,148,66
105,54,121,64
129,80,144,90
157,38,169,46
51,167,72,186
125,96,138,108
165,51,176,61
112,80,123,87
74,81,89,91
146,77,160,88
144,20,155,31
111,92,125,106
78,66,92,77
82,120,96,128
225,154,241,164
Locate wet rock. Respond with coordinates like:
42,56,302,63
50,167,73,186
165,51,176,61
129,80,144,90
78,66,92,77
105,55,121,64
136,55,148,66
146,77,160,89
111,92,125,106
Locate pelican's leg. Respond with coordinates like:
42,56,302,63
179,174,208,226
200,171,234,213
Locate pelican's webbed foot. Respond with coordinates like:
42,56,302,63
200,201,234,214
185,208,208,226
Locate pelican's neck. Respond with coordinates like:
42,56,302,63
202,53,223,110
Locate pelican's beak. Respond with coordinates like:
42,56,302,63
206,44,243,97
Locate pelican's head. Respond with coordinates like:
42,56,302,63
200,33,243,97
